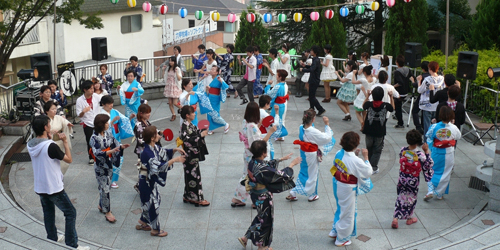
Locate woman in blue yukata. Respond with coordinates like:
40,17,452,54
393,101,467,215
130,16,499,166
136,126,186,237
191,44,208,81
238,140,300,250
330,132,373,247
99,95,134,189
266,69,289,141
118,70,144,128
97,64,113,95
203,65,230,135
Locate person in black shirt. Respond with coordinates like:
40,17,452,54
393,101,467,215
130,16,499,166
362,86,394,174
301,45,326,116
435,85,465,130
412,61,430,134
393,55,415,128
429,74,461,104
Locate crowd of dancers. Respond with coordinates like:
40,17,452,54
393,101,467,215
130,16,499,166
27,43,465,250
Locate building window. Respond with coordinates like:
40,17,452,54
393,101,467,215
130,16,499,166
121,14,142,34
217,21,225,31
189,19,195,28
225,22,235,33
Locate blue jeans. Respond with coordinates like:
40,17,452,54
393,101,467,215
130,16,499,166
39,190,78,248
422,110,435,141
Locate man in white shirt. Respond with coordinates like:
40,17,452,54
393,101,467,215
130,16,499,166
369,71,400,118
236,46,257,105
263,48,279,92
27,115,89,250
76,80,101,165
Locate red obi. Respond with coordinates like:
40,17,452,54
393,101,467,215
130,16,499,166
293,140,318,152
88,147,111,161
113,123,119,134
433,139,456,148
399,157,422,177
208,87,221,95
334,170,358,184
192,104,197,111
275,95,289,104
124,91,134,99
258,63,263,70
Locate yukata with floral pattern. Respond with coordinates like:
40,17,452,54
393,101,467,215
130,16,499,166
217,51,234,93
133,120,161,158
90,130,123,213
138,144,174,231
393,147,434,220
245,158,295,248
97,73,113,95
253,53,264,96
180,120,209,202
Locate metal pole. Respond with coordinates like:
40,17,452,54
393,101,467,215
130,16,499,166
445,0,449,70
53,0,57,78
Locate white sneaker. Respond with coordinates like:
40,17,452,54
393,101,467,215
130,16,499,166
224,123,230,134
76,246,90,250
207,131,214,135
335,239,352,246
111,182,119,189
328,231,337,238
57,235,65,243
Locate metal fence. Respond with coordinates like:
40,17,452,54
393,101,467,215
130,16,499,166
0,80,29,116
464,84,500,123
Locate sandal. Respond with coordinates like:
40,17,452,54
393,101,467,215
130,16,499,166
170,115,176,122
252,205,257,209
391,220,398,229
286,195,298,201
237,237,247,247
308,195,319,202
97,206,105,214
150,230,168,237
423,194,433,201
105,214,117,223
195,200,210,207
135,224,152,231
406,217,418,225
231,202,246,207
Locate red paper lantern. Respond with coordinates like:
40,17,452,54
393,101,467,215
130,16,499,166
325,9,334,19
246,13,256,23
159,4,168,15
404,0,412,2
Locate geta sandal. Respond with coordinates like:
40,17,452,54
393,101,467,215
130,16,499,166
237,237,247,247
406,217,418,225
285,195,298,201
231,202,246,207
391,220,398,229
135,224,152,231
105,215,117,223
150,230,168,237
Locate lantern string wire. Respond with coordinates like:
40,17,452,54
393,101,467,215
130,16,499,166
158,0,378,13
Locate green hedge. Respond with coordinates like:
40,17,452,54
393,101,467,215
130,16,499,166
423,46,500,122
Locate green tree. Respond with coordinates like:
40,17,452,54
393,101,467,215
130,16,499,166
384,0,429,58
234,7,269,53
426,0,473,48
468,0,500,50
0,0,103,82
302,0,346,58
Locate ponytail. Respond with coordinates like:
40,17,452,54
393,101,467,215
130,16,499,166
302,109,316,125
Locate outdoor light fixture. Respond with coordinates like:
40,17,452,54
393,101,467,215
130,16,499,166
17,68,39,80
487,67,500,79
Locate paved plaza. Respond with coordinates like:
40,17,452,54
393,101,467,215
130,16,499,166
2,95,496,249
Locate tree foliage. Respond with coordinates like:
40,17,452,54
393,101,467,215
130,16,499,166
384,0,429,58
0,0,103,82
468,0,500,50
234,7,269,53
427,0,473,47
302,0,346,58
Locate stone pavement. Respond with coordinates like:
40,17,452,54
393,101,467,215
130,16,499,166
2,95,497,249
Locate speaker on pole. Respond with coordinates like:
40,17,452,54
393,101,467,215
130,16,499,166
30,53,52,81
456,51,479,80
404,42,422,68
91,37,108,61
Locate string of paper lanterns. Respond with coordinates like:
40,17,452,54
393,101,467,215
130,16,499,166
127,0,412,21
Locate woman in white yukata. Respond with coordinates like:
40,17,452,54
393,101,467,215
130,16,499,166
44,100,74,174
232,102,277,207
424,106,461,201
330,131,373,247
287,109,335,202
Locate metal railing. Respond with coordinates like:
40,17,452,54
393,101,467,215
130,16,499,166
464,84,499,123
0,80,29,115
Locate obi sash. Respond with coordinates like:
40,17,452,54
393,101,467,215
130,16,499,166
334,170,358,184
208,87,221,95
113,123,119,134
399,157,422,177
89,147,111,161
293,140,318,152
275,94,289,104
124,91,134,99
433,139,456,148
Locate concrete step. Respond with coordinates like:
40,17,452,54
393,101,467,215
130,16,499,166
395,210,500,250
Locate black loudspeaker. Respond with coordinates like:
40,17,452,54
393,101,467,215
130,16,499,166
30,53,52,81
404,42,422,68
457,51,479,80
91,37,108,61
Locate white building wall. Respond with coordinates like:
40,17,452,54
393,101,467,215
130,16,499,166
10,19,50,59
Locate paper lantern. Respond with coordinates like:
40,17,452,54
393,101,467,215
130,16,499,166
127,0,136,8
211,11,220,22
142,1,151,12
355,5,365,14
178,7,187,18
404,0,412,2
110,0,119,4
310,11,319,21
246,13,256,23
386,0,395,7
371,1,380,11
324,9,334,19
195,10,204,20
278,13,287,23
228,13,237,23
293,13,303,22
263,13,272,23
340,6,349,17
159,4,168,15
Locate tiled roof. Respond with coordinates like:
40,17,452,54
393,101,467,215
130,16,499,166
80,0,164,14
